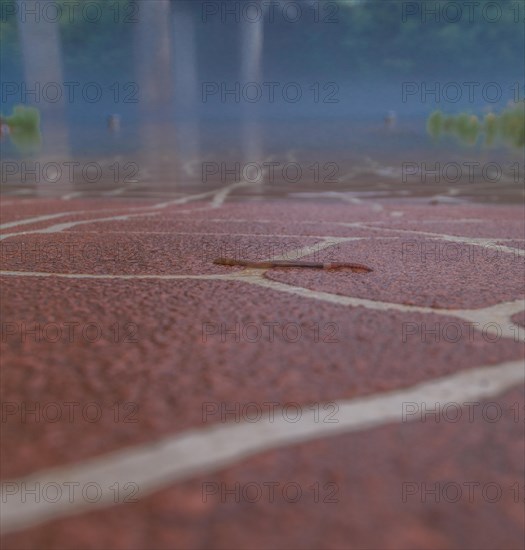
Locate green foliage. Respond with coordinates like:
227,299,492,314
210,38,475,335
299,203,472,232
499,103,525,148
426,111,443,140
483,113,498,146
1,105,41,151
427,103,525,148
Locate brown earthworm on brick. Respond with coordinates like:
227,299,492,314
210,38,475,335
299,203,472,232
213,257,373,273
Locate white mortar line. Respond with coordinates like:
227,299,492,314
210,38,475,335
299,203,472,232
1,360,522,536
0,206,213,241
27,230,379,240
266,238,355,262
210,181,254,208
0,212,83,230
359,225,525,257
1,269,523,342
0,205,173,231
0,271,232,281
0,181,238,234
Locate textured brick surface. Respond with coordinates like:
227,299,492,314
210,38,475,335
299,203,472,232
1,197,524,549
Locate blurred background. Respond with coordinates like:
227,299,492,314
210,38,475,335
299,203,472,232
0,0,523,200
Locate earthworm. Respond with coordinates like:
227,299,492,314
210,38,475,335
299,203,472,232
213,257,373,273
